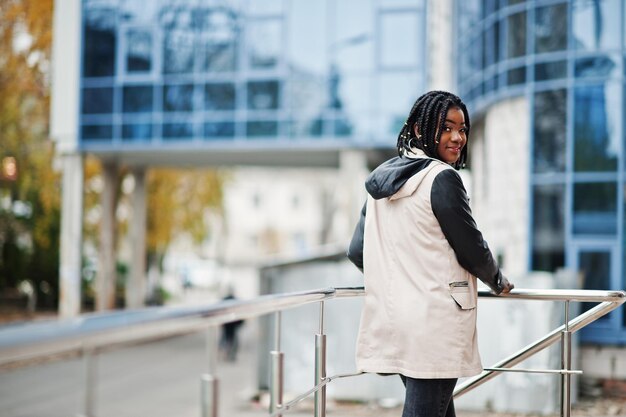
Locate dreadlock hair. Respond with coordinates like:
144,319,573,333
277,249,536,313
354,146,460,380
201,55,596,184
396,90,471,170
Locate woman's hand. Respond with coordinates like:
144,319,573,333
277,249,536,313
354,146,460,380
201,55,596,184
499,275,515,294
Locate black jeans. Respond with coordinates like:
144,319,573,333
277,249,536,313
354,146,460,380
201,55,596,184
400,375,458,417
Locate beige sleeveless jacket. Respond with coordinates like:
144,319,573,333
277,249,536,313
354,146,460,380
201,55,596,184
355,160,483,379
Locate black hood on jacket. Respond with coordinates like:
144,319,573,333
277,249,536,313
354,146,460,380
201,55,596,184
365,156,434,200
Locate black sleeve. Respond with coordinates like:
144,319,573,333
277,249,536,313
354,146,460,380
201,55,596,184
431,169,504,294
346,201,367,272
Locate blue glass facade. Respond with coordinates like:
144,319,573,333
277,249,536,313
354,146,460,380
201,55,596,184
79,0,426,150
456,0,626,344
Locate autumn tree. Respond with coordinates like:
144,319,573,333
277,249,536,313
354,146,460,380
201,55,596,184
0,0,59,309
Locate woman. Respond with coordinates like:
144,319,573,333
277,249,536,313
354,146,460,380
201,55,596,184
347,90,514,417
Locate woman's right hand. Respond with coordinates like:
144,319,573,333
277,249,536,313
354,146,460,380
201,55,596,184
499,275,514,294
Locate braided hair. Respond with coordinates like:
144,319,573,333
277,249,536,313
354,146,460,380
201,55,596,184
396,90,470,170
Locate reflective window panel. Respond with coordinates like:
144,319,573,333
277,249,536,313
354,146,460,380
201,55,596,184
123,86,153,113
579,250,612,319
204,122,235,138
288,1,328,75
82,124,113,141
122,123,152,141
533,89,567,173
204,83,236,111
575,55,620,78
573,182,617,235
531,183,566,272
507,66,526,85
506,11,526,59
380,11,419,68
246,121,278,137
163,84,194,112
534,4,567,54
247,19,282,69
573,84,619,172
247,81,280,110
82,87,114,114
535,60,567,81
196,7,239,73
572,0,621,51
125,28,152,73
83,6,116,77
163,122,193,139
333,0,375,73
162,4,195,74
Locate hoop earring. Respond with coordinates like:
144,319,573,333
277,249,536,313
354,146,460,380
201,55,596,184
407,137,416,149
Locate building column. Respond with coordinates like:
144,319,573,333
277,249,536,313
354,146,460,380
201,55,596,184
96,161,118,311
126,168,147,308
59,152,84,318
339,150,369,241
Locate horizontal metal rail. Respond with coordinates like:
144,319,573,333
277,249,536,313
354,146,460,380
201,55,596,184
0,288,623,367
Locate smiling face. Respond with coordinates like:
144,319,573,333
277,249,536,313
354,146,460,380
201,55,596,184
436,106,467,164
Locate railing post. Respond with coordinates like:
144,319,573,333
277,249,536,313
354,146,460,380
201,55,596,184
270,311,284,416
561,301,571,417
314,301,327,417
201,326,219,417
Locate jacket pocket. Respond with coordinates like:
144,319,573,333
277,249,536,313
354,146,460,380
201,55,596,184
448,281,476,310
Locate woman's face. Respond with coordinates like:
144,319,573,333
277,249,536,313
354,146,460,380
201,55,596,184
436,106,467,164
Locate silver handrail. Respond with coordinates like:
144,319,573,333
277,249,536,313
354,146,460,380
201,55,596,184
0,287,624,417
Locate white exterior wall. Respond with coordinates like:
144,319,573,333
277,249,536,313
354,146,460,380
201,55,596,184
470,96,530,277
221,167,339,264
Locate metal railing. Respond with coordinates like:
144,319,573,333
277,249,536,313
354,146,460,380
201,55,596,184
0,287,624,417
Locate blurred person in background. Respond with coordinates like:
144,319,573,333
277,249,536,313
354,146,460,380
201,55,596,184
347,90,514,417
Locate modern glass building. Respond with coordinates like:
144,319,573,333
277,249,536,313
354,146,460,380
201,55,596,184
456,0,625,344
79,0,427,163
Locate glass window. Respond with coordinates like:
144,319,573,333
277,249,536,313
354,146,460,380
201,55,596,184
125,28,152,73
196,7,239,73
573,182,617,234
483,22,499,68
247,121,278,137
289,1,328,75
82,124,113,141
334,76,372,138
482,0,497,19
334,0,375,73
286,78,327,131
122,123,152,140
161,4,194,74
247,81,280,110
247,0,283,15
507,67,525,85
82,87,114,114
163,122,193,138
506,11,526,58
579,251,612,318
82,7,116,77
535,60,567,81
574,84,619,171
532,183,565,272
533,89,567,173
123,86,153,113
572,0,621,51
376,73,419,139
502,0,525,6
204,83,236,110
204,122,235,138
575,55,619,78
380,12,420,68
163,84,194,112
247,19,282,69
534,4,567,54
458,0,481,33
